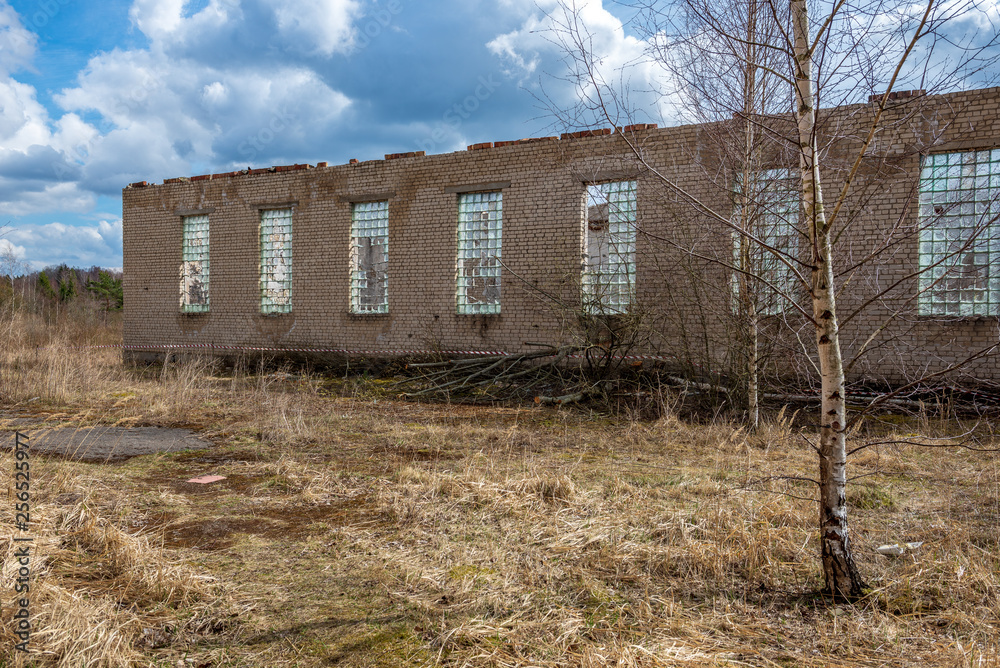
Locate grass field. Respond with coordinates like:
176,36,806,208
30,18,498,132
1,310,998,666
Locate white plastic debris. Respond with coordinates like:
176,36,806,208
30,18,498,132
876,544,906,556
876,541,924,556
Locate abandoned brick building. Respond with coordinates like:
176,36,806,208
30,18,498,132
123,86,1000,387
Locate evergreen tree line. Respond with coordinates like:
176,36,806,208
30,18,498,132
1,264,123,316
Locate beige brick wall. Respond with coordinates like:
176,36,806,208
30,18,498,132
123,87,1000,385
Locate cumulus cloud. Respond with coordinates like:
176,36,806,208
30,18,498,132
202,81,227,105
486,0,678,126
1,0,370,227
0,237,27,263
4,0,618,270
0,145,78,180
77,121,191,195
489,2,648,80
3,218,122,270
0,1,107,217
56,51,351,187
0,1,35,75
129,0,361,62
129,0,187,41
0,0,368,266
0,75,99,214
0,0,528,269
47,0,359,189
0,78,59,151
0,180,95,217
265,0,362,57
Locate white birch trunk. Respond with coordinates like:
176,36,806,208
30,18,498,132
791,0,865,599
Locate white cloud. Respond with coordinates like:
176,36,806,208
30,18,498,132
0,0,364,236
488,1,647,79
129,0,360,61
46,0,358,189
0,78,57,150
0,75,100,215
77,121,191,194
0,74,99,212
0,1,36,75
487,12,545,76
4,219,122,270
129,0,187,41
265,0,362,57
0,180,95,216
0,2,105,216
486,0,679,125
0,237,27,261
56,51,351,186
202,81,227,105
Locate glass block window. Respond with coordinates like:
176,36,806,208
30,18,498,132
179,214,210,313
457,191,502,314
731,168,800,316
350,201,389,314
260,208,293,314
583,180,637,315
918,150,1000,316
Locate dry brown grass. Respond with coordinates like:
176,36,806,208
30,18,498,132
0,306,127,407
0,455,237,667
0,308,998,666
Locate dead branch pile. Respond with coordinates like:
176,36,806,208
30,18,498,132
395,345,586,401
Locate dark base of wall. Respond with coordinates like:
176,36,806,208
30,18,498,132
120,349,1000,416
123,349,422,375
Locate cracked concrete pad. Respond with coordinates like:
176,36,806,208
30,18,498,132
26,427,209,463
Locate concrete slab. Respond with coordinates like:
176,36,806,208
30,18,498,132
24,426,209,463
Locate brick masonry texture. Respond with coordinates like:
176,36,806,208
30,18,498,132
123,87,1000,386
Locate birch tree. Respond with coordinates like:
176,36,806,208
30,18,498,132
539,0,999,599
790,0,864,596
647,0,798,429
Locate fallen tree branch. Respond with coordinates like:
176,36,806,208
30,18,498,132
394,346,582,399
534,388,600,405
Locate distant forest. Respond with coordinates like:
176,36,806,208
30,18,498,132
0,263,123,320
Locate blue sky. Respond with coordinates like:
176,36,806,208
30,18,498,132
0,0,996,271
0,0,663,271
